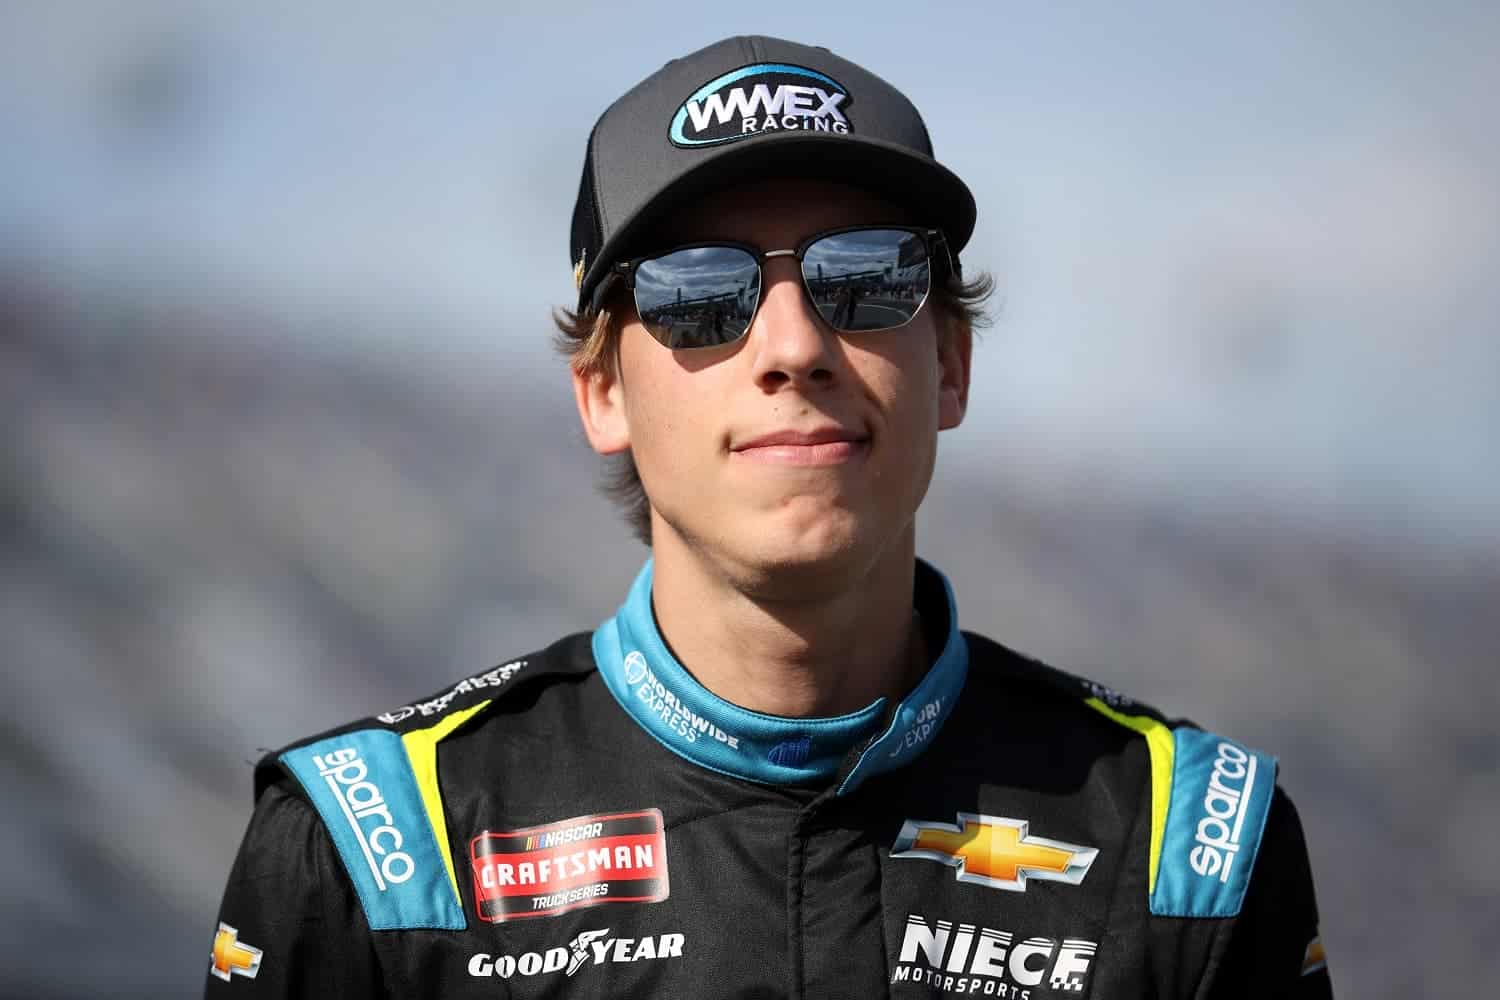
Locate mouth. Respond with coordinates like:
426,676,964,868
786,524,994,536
730,426,871,467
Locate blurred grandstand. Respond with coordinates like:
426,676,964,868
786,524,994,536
2,268,1495,997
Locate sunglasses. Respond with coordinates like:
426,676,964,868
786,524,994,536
597,225,951,350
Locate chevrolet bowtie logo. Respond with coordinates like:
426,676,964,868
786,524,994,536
891,813,1098,892
210,922,263,982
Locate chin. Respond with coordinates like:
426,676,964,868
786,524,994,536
728,509,876,595
658,495,897,597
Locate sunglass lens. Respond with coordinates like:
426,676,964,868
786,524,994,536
633,246,761,348
801,229,931,332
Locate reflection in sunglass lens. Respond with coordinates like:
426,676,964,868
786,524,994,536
801,228,931,332
633,246,761,348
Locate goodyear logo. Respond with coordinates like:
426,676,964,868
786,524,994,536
468,927,686,981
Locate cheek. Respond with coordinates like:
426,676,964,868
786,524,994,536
850,337,943,431
623,375,675,460
619,336,719,479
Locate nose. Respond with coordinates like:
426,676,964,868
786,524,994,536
747,258,838,392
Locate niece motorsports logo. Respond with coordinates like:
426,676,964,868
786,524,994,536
893,915,1097,997
670,63,851,147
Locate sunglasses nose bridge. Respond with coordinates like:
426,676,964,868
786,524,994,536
755,249,815,307
767,246,827,307
750,254,832,344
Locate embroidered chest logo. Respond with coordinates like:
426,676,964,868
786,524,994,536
470,809,669,921
891,814,1097,891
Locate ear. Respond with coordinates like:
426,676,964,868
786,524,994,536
936,320,972,431
572,362,632,455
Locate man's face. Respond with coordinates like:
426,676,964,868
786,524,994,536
575,178,971,594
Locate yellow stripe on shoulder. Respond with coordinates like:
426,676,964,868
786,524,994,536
401,700,492,907
1083,697,1175,894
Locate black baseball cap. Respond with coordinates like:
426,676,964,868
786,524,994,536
569,35,977,311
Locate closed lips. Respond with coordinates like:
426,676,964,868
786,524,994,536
730,428,869,465
732,428,868,450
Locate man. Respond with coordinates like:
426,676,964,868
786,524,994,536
207,36,1331,998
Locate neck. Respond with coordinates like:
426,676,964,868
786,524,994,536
649,526,925,718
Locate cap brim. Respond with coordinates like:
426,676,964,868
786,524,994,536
579,133,976,311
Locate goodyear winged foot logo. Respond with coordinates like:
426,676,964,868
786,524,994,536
891,814,1097,891
567,929,612,976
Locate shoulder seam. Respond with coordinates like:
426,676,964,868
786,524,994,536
962,632,1173,723
260,633,597,767
252,633,599,800
1083,698,1175,896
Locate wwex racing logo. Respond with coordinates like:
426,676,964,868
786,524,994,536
670,63,851,147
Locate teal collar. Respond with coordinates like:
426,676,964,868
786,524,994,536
592,559,968,794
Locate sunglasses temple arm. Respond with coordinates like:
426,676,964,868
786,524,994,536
931,232,959,281
588,270,623,316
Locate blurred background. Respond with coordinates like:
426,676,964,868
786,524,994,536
3,1,1497,996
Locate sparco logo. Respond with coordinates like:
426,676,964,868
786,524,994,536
1189,741,1260,883
669,63,851,147
467,928,685,981
312,748,415,888
893,915,1097,997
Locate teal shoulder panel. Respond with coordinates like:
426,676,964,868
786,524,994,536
282,729,466,931
1150,727,1277,918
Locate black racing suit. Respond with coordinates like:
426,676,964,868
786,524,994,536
206,560,1332,998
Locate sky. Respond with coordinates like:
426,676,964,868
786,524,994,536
3,0,1497,550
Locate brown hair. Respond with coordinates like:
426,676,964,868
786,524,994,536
553,269,995,544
